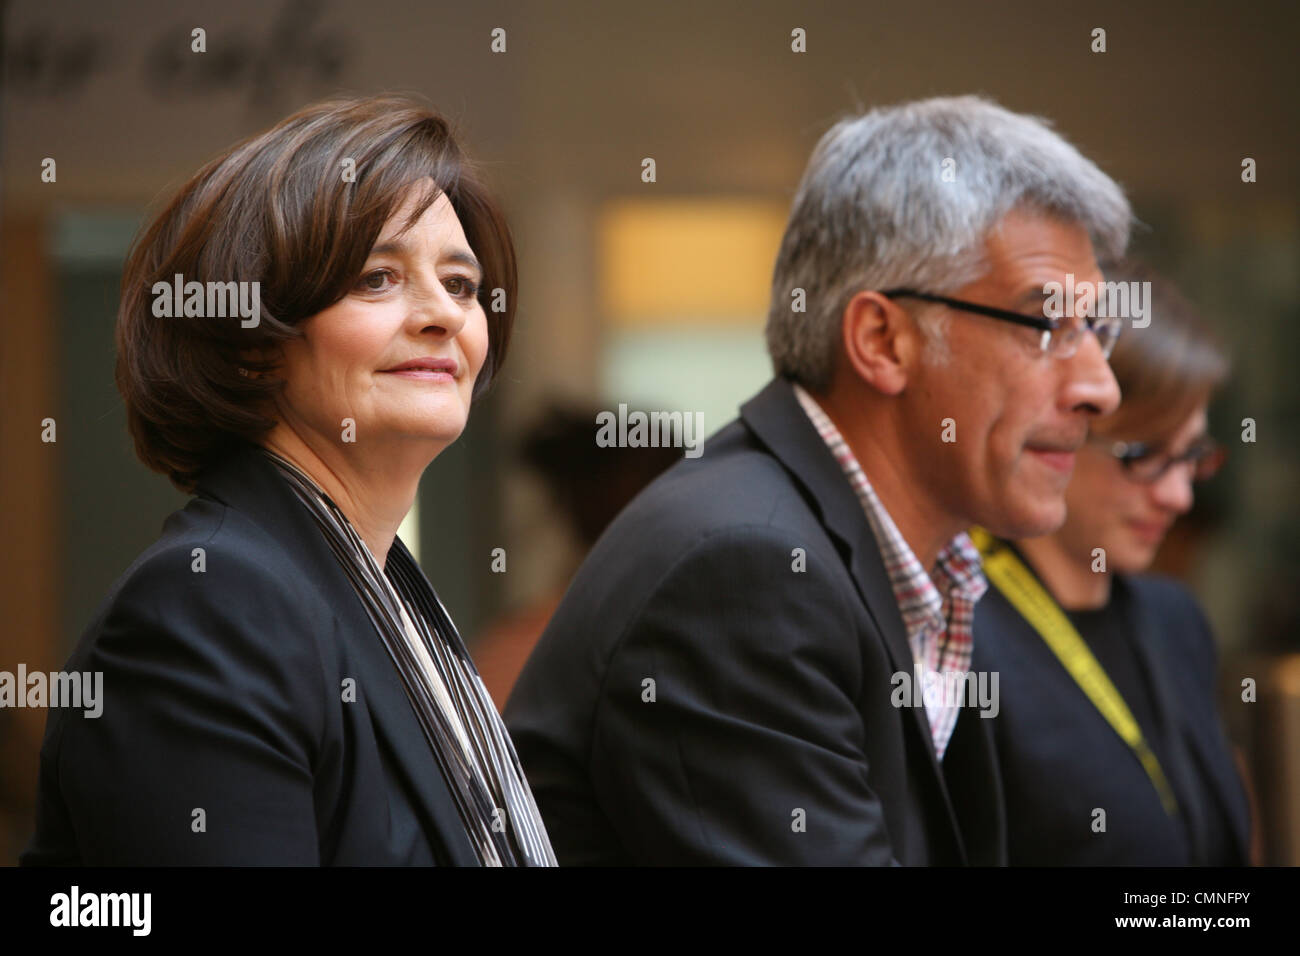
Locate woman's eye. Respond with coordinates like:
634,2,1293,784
356,268,395,293
444,275,481,299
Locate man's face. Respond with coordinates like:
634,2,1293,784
906,209,1122,539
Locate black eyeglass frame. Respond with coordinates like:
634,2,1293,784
879,287,1122,356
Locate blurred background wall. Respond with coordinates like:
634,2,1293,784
2,0,1297,863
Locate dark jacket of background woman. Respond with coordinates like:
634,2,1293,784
973,568,1250,866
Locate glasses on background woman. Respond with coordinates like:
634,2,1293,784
1096,434,1228,484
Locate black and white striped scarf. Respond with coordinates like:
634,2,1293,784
264,450,557,867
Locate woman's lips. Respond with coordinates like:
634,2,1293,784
382,368,456,383
380,358,458,382
1127,518,1170,544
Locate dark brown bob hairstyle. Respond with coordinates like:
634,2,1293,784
117,93,516,491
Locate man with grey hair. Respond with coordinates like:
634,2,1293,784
507,95,1125,864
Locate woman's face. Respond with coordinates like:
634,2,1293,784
1053,403,1208,574
274,186,490,460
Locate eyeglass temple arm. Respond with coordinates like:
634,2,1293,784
879,288,1055,332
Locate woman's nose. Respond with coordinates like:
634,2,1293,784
1150,462,1195,514
413,283,468,337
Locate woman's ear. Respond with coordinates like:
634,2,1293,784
840,290,920,396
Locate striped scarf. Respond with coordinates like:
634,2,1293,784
264,450,557,866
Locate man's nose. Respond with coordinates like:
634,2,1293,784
1062,332,1121,417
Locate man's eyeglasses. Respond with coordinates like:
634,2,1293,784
1099,435,1227,483
880,288,1123,359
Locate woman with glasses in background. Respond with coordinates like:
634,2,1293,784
971,261,1252,866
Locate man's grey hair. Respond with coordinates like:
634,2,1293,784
765,95,1133,389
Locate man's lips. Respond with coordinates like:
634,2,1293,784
1025,443,1080,473
380,357,458,381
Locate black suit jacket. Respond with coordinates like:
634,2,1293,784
504,377,1006,865
22,444,481,865
973,571,1251,865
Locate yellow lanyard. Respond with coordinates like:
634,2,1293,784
969,527,1180,817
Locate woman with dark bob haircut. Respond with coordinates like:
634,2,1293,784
22,94,557,865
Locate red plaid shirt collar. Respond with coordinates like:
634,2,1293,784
792,383,987,758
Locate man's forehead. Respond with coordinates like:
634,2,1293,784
970,260,1104,304
980,225,1102,296
986,209,1095,255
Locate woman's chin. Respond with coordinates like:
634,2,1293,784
388,401,470,442
365,417,468,451
1120,543,1161,575
416,421,468,447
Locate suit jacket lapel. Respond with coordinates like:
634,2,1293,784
740,378,969,862
336,581,482,866
942,703,1007,864
196,444,480,866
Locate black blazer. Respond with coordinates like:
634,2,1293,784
504,377,1006,865
22,444,481,865
972,571,1251,865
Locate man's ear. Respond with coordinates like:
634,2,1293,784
840,291,921,396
